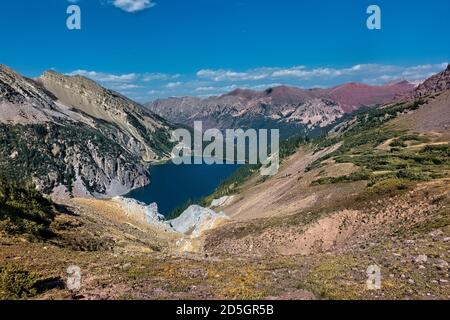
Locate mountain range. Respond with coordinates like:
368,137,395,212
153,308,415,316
146,80,415,137
0,64,445,199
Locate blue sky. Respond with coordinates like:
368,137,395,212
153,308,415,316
0,0,449,102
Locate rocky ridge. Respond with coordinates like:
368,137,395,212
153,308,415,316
38,71,173,161
414,64,450,97
146,82,415,137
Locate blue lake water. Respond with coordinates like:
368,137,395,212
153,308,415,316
125,160,240,216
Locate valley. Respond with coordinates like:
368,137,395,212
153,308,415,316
0,64,449,300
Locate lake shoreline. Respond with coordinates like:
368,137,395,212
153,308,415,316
126,159,241,216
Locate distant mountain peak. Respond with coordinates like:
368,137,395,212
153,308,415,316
224,88,260,99
323,80,415,112
386,79,410,86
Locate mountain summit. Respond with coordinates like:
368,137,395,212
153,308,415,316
38,70,172,162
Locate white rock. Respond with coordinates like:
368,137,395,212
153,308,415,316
430,230,444,237
9,150,18,159
210,196,234,207
144,202,165,223
112,197,165,225
435,259,449,270
168,205,228,237
415,255,428,264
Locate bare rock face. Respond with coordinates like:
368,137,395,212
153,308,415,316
0,120,151,198
279,98,344,129
210,195,235,208
38,70,173,162
0,64,66,124
0,64,174,198
414,64,450,97
0,65,56,110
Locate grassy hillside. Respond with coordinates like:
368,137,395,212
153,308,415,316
307,99,449,192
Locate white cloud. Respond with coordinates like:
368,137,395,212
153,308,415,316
112,83,144,90
164,81,182,89
112,0,156,13
196,63,448,84
195,86,217,92
64,62,448,102
67,70,137,82
248,83,284,90
196,69,269,82
194,84,239,93
142,73,180,82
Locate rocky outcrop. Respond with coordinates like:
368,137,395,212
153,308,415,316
112,197,166,226
168,205,229,237
0,64,65,124
110,198,229,237
210,196,235,208
0,65,56,109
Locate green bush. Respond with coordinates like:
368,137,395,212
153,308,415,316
396,168,429,181
390,134,428,148
364,178,412,197
312,169,371,185
279,135,305,160
0,265,40,299
0,177,56,240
